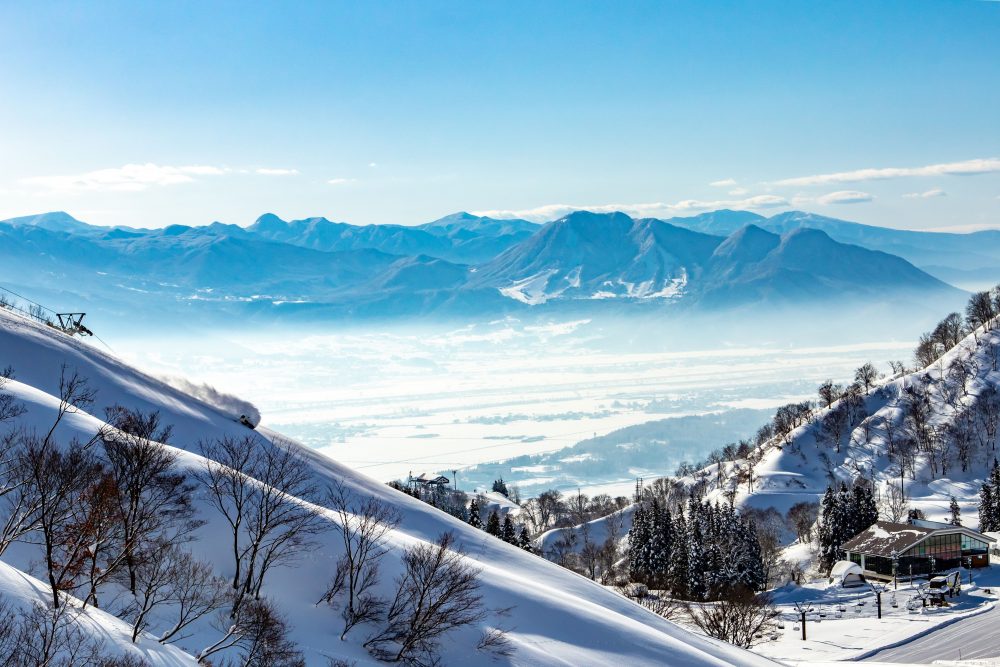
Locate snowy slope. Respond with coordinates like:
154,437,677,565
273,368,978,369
0,307,778,666
0,560,197,665
717,322,1000,525
543,319,1000,570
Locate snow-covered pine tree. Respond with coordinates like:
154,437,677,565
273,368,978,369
517,526,534,552
491,478,509,498
687,511,706,600
735,516,767,592
668,510,690,599
980,483,995,532
501,514,517,543
982,460,1000,531
628,501,650,584
818,486,840,570
850,484,878,537
654,505,674,588
486,510,501,537
949,496,962,526
468,498,483,530
645,500,667,587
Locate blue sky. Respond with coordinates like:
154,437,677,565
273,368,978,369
0,1,998,230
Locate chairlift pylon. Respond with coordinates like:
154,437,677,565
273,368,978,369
55,313,93,337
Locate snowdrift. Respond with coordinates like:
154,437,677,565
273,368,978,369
0,307,777,666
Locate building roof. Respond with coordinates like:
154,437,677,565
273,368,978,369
841,521,996,557
841,521,934,556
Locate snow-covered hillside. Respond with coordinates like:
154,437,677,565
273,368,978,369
541,311,1000,570
719,321,1000,526
0,307,777,666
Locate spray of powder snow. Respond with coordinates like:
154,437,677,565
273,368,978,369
158,375,261,426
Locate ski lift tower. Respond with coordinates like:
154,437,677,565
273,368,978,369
55,313,93,337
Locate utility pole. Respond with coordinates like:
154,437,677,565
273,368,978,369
452,469,458,492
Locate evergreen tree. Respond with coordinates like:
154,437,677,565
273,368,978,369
645,500,673,587
668,511,690,599
486,510,501,537
735,516,767,592
981,484,996,532
501,514,517,543
818,486,840,570
949,496,962,526
653,505,674,587
517,526,534,553
688,517,706,600
981,460,1000,531
491,478,510,498
850,484,878,536
627,502,651,584
468,498,483,530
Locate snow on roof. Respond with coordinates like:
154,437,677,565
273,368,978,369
841,521,995,557
841,521,935,556
829,560,863,578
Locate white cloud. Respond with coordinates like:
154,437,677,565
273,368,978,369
728,187,749,196
773,158,1000,187
472,194,788,222
255,168,299,176
327,178,357,185
816,190,874,205
709,178,737,187
368,162,378,168
20,163,230,193
903,187,946,199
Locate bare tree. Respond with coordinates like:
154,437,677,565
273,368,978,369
44,365,98,447
156,548,230,645
0,370,26,424
599,509,625,585
198,598,304,666
2,597,107,667
365,532,490,665
320,481,400,639
200,435,326,613
0,430,42,555
854,363,882,394
100,406,198,599
785,502,818,544
22,436,104,608
687,588,778,649
126,541,229,644
72,470,125,609
967,291,996,336
880,482,908,523
974,386,1000,456
818,403,848,453
817,380,842,409
535,489,564,531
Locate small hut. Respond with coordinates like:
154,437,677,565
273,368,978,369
829,560,866,588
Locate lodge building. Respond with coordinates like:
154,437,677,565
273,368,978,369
840,519,995,579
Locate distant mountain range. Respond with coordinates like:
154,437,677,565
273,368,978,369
661,209,1000,289
0,209,974,323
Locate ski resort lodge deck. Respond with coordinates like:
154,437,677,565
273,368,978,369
841,520,994,580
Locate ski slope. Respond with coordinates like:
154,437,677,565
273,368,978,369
0,307,778,666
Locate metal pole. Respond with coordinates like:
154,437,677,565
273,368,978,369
877,591,882,619
801,611,806,640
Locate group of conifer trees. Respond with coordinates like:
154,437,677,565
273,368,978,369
817,482,878,570
627,494,766,601
468,497,534,552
